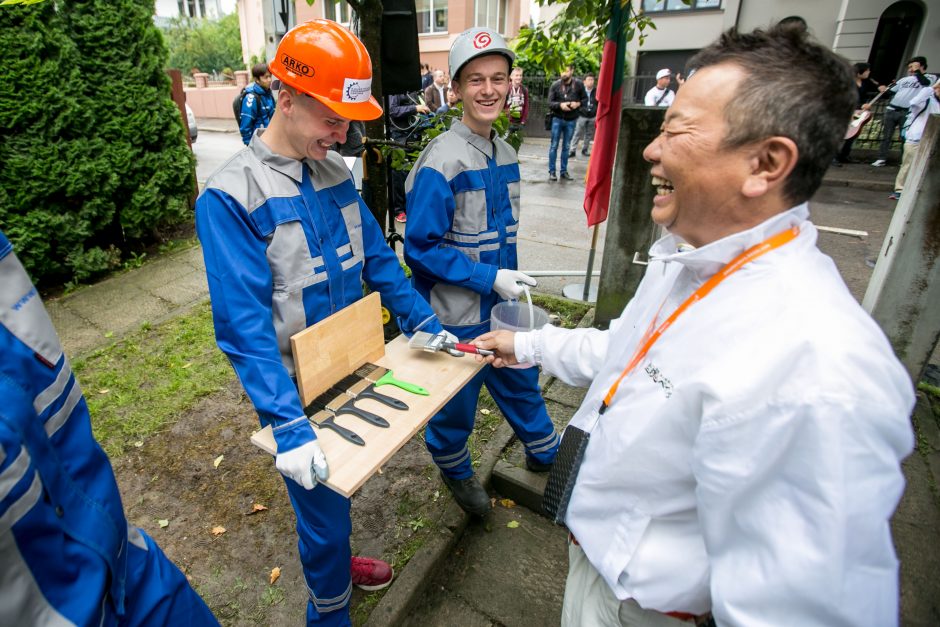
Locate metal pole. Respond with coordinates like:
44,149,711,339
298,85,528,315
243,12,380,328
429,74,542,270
521,270,601,277
581,224,600,301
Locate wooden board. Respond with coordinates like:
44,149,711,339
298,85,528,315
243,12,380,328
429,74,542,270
251,335,483,497
291,292,386,405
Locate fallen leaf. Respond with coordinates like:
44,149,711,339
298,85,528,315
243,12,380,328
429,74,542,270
98,389,109,395
499,498,516,509
479,408,491,416
158,519,169,528
507,520,520,529
182,362,192,369
270,567,281,584
104,331,114,338
211,526,226,536
248,503,269,515
213,455,224,469
133,441,144,448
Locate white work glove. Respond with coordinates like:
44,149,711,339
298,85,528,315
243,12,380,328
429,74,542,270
275,440,329,490
439,330,464,357
493,269,537,301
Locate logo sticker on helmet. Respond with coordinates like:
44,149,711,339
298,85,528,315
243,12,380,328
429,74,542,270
473,32,492,49
342,78,372,103
280,53,315,78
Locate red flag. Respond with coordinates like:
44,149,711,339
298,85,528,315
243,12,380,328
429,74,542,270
583,0,628,227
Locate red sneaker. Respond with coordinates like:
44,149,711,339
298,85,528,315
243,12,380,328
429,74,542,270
395,211,407,223
351,556,393,591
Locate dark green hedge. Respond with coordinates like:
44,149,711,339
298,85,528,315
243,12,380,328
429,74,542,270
0,1,195,288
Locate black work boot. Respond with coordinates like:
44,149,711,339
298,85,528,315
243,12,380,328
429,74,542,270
440,471,491,516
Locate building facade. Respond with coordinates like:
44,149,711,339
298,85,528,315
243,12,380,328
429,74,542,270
629,0,938,91
235,0,527,75
154,0,236,26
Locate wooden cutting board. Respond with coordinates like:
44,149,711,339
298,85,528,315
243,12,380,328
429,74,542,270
251,294,483,497
291,292,386,406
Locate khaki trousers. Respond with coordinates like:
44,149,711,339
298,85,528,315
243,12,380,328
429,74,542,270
894,141,920,193
562,541,695,627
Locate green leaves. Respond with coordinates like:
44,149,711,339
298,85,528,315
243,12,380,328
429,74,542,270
163,13,244,76
378,106,522,175
513,0,652,76
0,0,194,288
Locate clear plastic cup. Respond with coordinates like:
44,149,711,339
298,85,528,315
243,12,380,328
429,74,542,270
490,285,549,332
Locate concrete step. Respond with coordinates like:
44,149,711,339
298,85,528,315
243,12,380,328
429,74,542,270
492,459,548,516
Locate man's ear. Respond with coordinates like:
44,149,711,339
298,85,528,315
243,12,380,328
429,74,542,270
741,136,798,198
277,88,294,114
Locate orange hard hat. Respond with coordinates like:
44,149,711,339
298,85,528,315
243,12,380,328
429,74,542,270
269,19,383,121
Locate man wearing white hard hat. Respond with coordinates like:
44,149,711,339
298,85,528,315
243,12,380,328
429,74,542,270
403,28,560,517
195,19,449,625
645,68,676,107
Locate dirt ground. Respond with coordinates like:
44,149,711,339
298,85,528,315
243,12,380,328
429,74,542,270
111,377,495,625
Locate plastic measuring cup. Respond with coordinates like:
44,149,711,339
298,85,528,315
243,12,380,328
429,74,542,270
490,283,549,332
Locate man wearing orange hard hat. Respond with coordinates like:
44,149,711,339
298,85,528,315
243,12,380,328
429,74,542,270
195,19,449,626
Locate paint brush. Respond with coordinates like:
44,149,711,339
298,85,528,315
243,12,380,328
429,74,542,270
354,363,430,396
303,408,365,446
307,380,390,428
330,373,409,411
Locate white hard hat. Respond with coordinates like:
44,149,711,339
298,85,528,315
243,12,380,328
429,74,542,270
449,27,515,82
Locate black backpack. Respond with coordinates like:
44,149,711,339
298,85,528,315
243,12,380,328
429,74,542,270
232,86,250,124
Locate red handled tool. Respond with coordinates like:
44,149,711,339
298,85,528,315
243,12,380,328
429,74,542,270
408,331,494,357
447,342,494,356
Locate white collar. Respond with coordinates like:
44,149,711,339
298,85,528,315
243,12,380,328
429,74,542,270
648,203,812,280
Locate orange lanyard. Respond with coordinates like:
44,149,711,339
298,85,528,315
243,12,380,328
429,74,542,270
599,225,800,414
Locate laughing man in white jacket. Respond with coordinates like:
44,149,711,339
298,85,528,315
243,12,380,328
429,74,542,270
475,23,915,627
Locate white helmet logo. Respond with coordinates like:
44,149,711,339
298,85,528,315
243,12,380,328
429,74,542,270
473,32,492,49
342,78,372,103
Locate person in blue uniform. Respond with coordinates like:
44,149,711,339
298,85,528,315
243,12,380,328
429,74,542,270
195,19,450,626
239,62,276,145
403,27,560,517
0,229,218,626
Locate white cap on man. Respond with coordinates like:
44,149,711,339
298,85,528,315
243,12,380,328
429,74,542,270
656,68,671,80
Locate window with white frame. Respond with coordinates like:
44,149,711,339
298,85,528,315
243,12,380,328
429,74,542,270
325,0,353,27
178,0,208,18
416,0,448,34
642,0,720,11
475,0,505,33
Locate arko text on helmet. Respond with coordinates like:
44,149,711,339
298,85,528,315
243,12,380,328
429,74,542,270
281,53,315,78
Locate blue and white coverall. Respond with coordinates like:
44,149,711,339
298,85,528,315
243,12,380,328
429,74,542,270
404,120,560,479
196,133,440,626
0,231,218,626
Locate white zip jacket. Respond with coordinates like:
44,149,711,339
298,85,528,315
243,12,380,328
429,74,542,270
903,86,940,144
515,204,914,625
